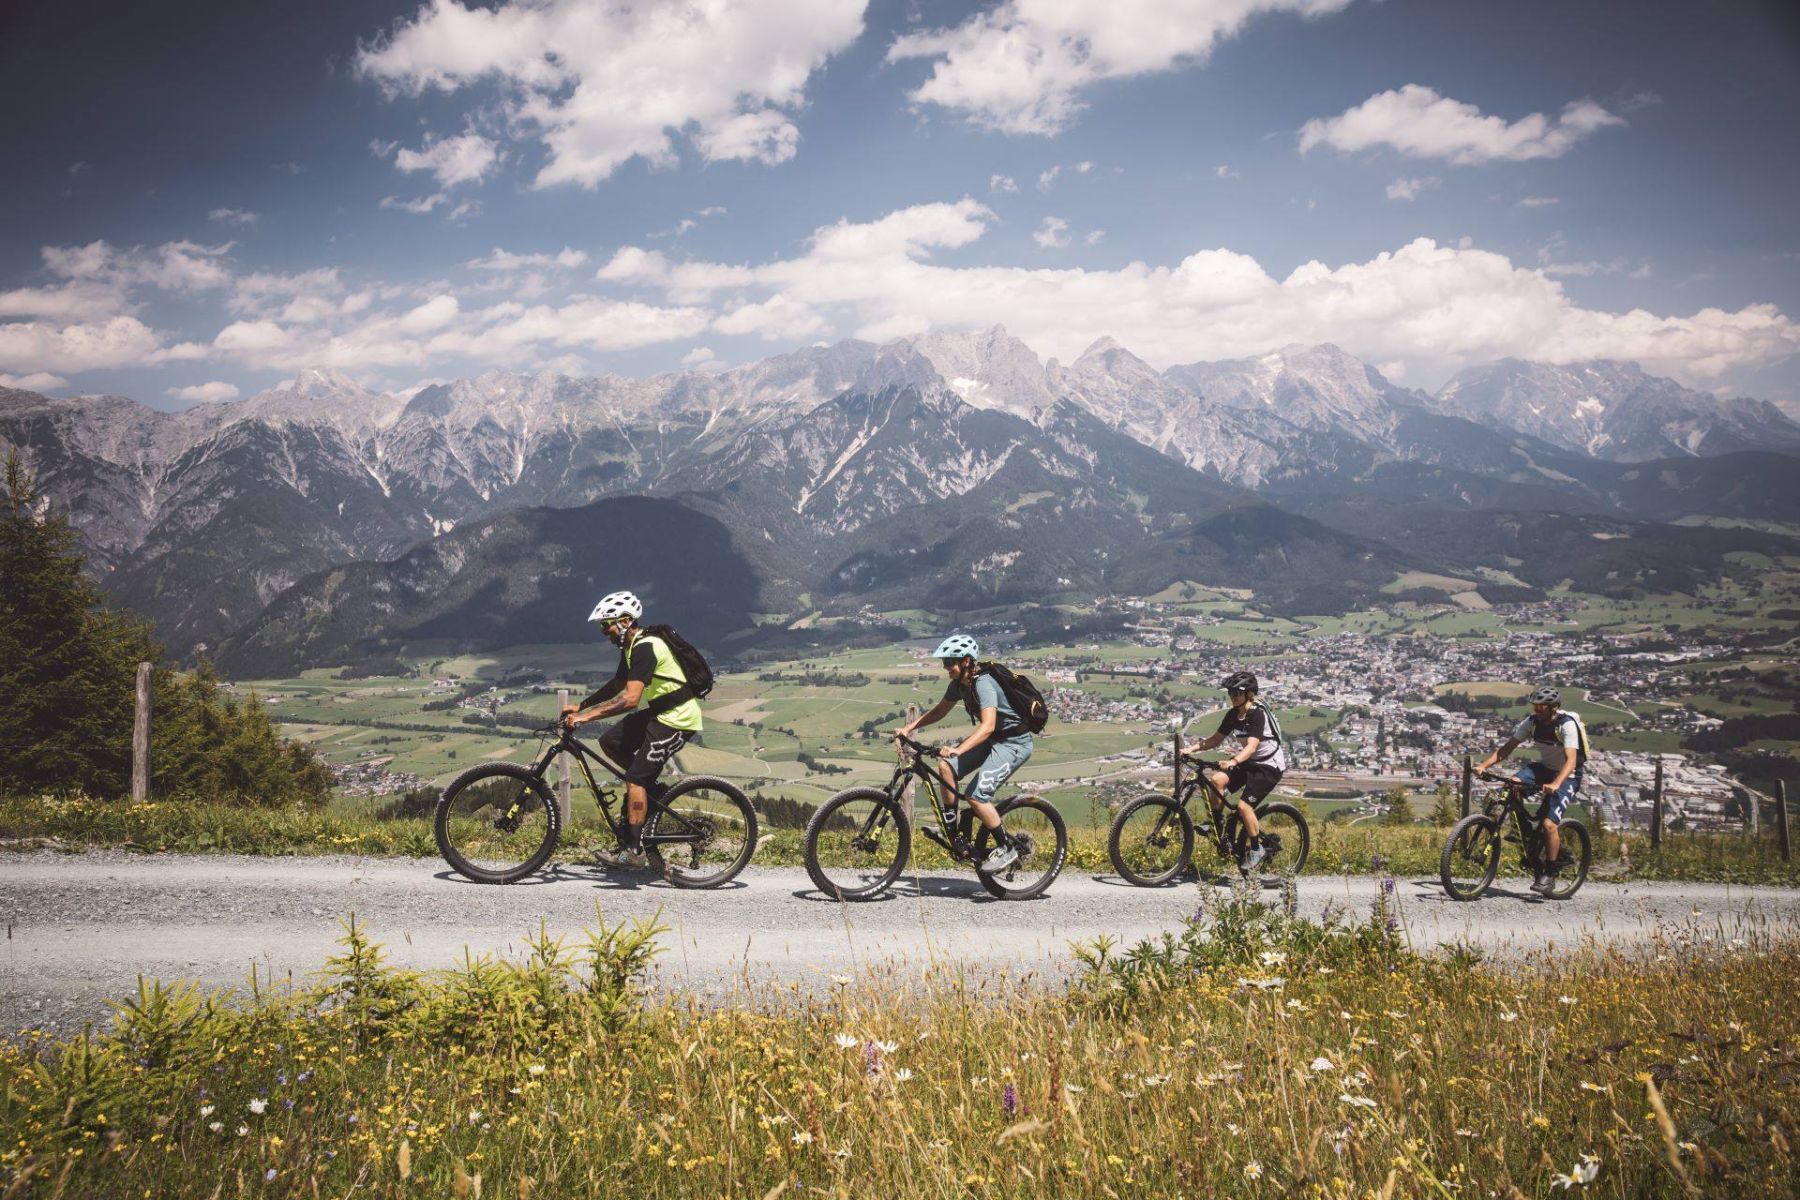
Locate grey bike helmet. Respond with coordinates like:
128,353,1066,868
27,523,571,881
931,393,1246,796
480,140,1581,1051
1528,684,1561,706
932,633,980,660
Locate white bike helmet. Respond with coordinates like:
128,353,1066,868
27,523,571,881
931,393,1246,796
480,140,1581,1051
932,633,980,660
588,590,643,624
1528,684,1561,706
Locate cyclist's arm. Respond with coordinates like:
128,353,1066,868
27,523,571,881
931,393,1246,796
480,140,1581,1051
1188,731,1225,752
1543,757,1577,796
1475,739,1520,773
945,706,997,758
1221,736,1259,768
572,679,644,724
898,698,956,737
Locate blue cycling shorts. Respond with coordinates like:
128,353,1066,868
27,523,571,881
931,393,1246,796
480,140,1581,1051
1518,761,1583,825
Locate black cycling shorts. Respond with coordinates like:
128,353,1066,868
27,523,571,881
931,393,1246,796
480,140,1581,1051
1219,761,1283,803
598,711,692,786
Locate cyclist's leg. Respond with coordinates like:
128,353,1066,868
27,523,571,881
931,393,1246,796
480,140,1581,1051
1221,763,1261,841
966,737,1031,829
1204,765,1233,830
620,718,691,851
1536,769,1579,870
940,743,991,820
1237,765,1281,842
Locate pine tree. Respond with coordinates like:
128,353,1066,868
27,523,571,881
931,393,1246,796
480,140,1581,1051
1430,781,1461,827
1,450,330,803
1381,784,1414,825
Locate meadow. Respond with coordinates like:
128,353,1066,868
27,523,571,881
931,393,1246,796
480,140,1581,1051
3,890,1796,1198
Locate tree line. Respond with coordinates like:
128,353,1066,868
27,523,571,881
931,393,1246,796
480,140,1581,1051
0,452,331,804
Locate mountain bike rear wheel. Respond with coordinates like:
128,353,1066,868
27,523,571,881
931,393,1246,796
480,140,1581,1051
1440,813,1501,901
804,788,910,900
1108,794,1194,886
434,763,561,884
1541,819,1591,900
644,775,758,889
975,795,1068,900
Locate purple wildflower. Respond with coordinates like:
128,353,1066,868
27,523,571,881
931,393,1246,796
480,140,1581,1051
1002,1083,1019,1119
1370,854,1387,871
864,1042,881,1081
265,1169,277,1182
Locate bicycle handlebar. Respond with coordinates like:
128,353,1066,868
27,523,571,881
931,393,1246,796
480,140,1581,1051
891,732,942,759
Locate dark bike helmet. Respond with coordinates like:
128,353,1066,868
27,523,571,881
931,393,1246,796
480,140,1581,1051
1222,670,1258,693
1528,684,1561,706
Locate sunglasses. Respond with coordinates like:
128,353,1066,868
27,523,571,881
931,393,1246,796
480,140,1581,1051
1227,687,1249,696
601,617,631,632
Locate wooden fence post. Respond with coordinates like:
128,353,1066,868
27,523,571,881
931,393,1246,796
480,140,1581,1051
1173,730,1183,798
1460,754,1473,818
131,662,152,802
1777,780,1792,863
556,688,572,825
1650,757,1664,851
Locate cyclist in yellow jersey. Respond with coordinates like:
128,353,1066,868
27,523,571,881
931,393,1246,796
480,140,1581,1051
561,590,703,868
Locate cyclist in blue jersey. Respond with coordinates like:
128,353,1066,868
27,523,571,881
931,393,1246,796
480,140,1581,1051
895,634,1029,873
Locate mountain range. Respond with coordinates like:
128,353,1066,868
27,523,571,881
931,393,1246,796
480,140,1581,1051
4,329,1797,669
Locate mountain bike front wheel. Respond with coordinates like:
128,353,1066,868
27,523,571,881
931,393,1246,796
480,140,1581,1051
1440,813,1501,901
975,795,1068,900
434,763,561,884
804,787,911,900
644,775,758,889
1108,794,1194,887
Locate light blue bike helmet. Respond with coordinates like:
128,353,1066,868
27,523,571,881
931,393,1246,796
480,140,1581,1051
932,633,980,660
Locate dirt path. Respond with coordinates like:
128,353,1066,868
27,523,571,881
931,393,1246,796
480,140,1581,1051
3,850,1795,1034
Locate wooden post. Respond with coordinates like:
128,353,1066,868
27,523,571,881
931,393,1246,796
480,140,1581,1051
1173,730,1183,797
1649,757,1664,851
1777,780,1792,863
556,688,572,825
131,662,152,802
1459,754,1473,818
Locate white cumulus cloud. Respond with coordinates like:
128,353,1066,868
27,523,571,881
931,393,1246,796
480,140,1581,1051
391,132,500,187
889,0,1353,135
1033,216,1071,248
1385,176,1439,201
356,0,867,188
465,247,588,271
0,371,69,391
1300,85,1625,164
165,381,241,403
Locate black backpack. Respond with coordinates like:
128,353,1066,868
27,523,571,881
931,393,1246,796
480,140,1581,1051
959,661,1051,735
635,624,715,714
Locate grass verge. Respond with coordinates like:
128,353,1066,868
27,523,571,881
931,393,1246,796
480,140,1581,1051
4,891,1798,1197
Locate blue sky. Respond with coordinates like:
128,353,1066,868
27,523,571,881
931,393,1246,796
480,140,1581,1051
2,0,1797,409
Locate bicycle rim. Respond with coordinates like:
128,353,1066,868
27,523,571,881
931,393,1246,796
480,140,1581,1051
1440,814,1501,901
806,790,908,900
646,777,757,888
436,770,558,884
976,797,1067,900
1249,803,1309,880
1544,820,1591,900
1109,795,1192,886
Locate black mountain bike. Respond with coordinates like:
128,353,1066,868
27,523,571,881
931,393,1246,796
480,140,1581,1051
1108,753,1310,887
802,734,1068,901
433,719,756,887
1440,769,1591,901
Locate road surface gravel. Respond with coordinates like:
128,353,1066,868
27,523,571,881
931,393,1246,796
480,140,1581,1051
4,850,1796,1033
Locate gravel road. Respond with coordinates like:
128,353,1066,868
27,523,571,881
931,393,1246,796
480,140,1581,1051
4,850,1797,1034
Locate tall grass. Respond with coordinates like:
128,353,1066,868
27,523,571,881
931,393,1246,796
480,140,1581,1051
3,896,1797,1197
6,793,1798,885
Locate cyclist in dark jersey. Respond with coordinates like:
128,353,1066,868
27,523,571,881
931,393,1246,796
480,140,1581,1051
1186,671,1288,871
1475,684,1587,894
561,590,703,869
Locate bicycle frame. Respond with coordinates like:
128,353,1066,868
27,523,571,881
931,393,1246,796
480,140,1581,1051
867,736,982,860
1175,757,1280,851
1480,775,1549,869
521,727,704,852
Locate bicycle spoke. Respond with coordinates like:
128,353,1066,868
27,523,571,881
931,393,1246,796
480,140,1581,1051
436,770,558,884
808,792,906,900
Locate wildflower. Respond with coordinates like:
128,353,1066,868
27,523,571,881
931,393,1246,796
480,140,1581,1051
1260,950,1287,967
1455,1128,1474,1137
874,1040,899,1054
1227,1123,1243,1136
1310,1057,1334,1072
248,1098,268,1115
864,1043,882,1079
1064,1083,1085,1094
830,974,853,985
1498,1011,1519,1022
527,1064,546,1076
791,1131,813,1147
1244,1160,1264,1181
264,1169,277,1183
1339,1095,1378,1110
468,1110,483,1124
236,1125,249,1137
1002,1084,1018,1118
833,1034,858,1049
208,1122,224,1134
199,1104,215,1117
1551,1154,1601,1188
892,1069,914,1083
1579,1081,1610,1093
1558,996,1577,1006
